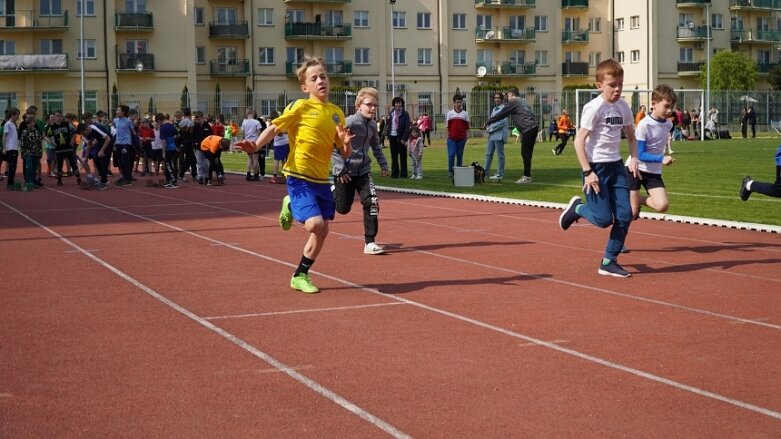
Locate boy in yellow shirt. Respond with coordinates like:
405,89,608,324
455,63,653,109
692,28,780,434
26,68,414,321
236,57,353,293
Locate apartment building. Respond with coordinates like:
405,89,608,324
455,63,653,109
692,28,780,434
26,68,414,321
0,0,778,116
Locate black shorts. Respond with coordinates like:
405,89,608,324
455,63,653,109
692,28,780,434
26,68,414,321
628,169,666,192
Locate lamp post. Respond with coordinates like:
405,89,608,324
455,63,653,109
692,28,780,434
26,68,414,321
389,0,396,97
80,0,85,116
705,1,711,138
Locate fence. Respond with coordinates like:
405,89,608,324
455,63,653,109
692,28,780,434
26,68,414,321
2,88,780,135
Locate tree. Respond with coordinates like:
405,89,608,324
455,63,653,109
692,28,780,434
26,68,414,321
699,50,757,91
148,96,155,114
768,64,781,91
214,82,221,115
110,83,119,111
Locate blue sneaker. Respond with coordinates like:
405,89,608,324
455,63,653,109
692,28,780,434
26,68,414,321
559,196,583,231
598,260,631,278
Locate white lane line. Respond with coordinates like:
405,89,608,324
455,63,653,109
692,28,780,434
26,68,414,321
32,192,781,422
66,249,97,253
205,302,405,321
217,365,315,376
518,340,569,348
0,200,412,439
209,242,241,247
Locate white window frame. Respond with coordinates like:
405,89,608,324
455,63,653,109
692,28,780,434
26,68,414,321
535,50,548,66
453,49,467,66
615,18,624,31
354,11,369,28
417,12,431,29
534,16,547,32
84,90,98,114
258,47,274,65
40,39,63,54
393,11,407,28
617,51,625,63
679,47,693,63
711,13,723,30
393,47,406,65
630,49,640,63
194,7,204,25
216,8,238,25
588,17,601,33
588,51,601,67
76,0,96,16
41,91,64,115
40,0,63,16
509,15,525,30
354,48,369,65
453,13,466,30
630,15,640,30
324,10,343,26
76,39,96,59
258,8,273,26
195,46,205,64
476,14,492,30
287,10,304,24
0,41,15,55
417,48,432,65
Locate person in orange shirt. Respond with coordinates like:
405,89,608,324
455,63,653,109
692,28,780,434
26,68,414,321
552,109,575,156
199,135,230,185
634,105,647,126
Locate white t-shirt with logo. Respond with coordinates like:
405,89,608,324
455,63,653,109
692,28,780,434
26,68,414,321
579,95,633,163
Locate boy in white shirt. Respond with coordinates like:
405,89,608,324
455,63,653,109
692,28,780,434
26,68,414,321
559,59,639,278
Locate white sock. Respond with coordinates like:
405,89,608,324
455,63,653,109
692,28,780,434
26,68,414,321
746,180,753,191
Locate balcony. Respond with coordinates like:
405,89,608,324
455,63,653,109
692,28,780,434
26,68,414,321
475,26,535,43
561,61,589,76
285,22,352,39
210,59,250,76
562,29,589,43
476,61,536,77
677,25,711,41
757,62,780,73
115,11,153,31
116,53,155,71
731,28,781,44
0,10,68,30
676,0,710,6
0,54,68,72
677,61,704,76
286,60,352,77
730,0,781,11
209,21,250,39
474,0,535,8
561,0,588,9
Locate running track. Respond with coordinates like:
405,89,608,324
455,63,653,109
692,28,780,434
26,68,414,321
1,175,780,437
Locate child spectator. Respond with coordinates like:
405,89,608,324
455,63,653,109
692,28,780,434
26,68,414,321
156,113,179,188
19,114,42,191
446,94,470,178
553,109,575,156
408,125,424,180
268,110,289,184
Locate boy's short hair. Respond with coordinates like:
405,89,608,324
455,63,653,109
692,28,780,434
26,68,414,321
354,87,378,108
507,87,520,97
453,94,464,103
651,83,677,106
595,59,624,83
220,138,231,150
155,113,166,123
296,56,327,85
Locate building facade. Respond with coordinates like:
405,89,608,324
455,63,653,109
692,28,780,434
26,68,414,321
0,0,778,117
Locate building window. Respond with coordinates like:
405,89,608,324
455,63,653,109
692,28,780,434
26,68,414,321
509,15,525,30
76,39,96,59
417,12,431,29
84,91,98,114
564,51,581,62
452,13,466,30
510,49,526,65
712,13,723,30
354,11,369,28
678,13,693,28
393,11,406,28
195,47,205,64
0,93,17,115
41,91,64,115
534,16,547,32
40,39,63,54
324,47,343,65
535,50,548,66
615,18,624,31
630,16,639,29
287,10,304,24
476,14,492,30
617,51,625,63
393,48,406,65
40,0,63,16
453,49,467,66
679,47,693,63
588,17,600,33
0,41,15,55
194,7,204,25
125,0,146,12
324,10,343,26
287,47,305,64
588,51,601,67
631,50,640,63
216,8,238,25
76,0,95,16
418,48,432,65
355,48,369,65
258,8,273,26
259,47,274,64
260,100,276,117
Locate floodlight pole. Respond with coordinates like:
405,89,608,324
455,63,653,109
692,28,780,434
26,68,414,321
80,0,85,116
705,1,711,138
389,0,396,97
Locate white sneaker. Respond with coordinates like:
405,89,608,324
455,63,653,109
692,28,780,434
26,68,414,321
409,175,416,179
515,176,532,184
415,175,423,179
488,174,502,181
364,242,385,255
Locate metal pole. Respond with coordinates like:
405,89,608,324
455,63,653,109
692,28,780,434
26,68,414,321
390,1,396,97
705,2,710,142
80,0,85,116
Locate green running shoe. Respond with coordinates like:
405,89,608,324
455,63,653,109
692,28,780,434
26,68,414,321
290,273,319,294
279,195,292,230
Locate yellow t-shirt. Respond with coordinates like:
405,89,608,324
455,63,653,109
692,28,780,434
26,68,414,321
274,98,345,184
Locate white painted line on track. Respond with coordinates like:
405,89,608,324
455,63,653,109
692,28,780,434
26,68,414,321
0,200,412,439
25,190,781,422
204,302,405,321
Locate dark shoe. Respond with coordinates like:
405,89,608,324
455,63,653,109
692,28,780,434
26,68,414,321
559,196,582,231
246,172,252,181
739,175,752,201
620,245,631,254
598,260,631,278
56,179,63,186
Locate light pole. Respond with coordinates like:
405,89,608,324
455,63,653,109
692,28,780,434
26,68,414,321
705,1,711,134
389,0,396,97
80,0,85,116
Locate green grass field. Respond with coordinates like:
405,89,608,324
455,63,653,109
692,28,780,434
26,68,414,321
222,136,781,227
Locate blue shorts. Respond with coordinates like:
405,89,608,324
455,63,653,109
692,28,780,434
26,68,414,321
287,176,335,223
274,143,289,162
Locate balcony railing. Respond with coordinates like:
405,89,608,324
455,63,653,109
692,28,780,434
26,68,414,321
474,0,536,8
117,53,155,71
0,10,68,30
756,62,780,73
730,0,781,10
115,11,153,30
561,0,588,8
208,21,250,39
0,54,68,72
475,26,535,42
676,0,710,6
677,25,711,40
476,61,536,76
562,29,589,43
209,59,250,76
731,28,781,44
284,22,352,39
677,61,704,75
561,61,589,76
286,60,352,76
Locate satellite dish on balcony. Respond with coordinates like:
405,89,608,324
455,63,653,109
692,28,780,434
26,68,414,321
485,30,495,39
135,61,144,72
477,66,487,77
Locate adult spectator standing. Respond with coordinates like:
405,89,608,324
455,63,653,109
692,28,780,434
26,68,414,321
113,104,136,186
384,97,410,178
747,105,757,138
484,87,538,184
740,108,749,139
484,92,507,180
177,107,196,182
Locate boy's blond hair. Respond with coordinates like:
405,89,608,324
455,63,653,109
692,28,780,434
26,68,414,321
595,59,624,83
296,56,328,84
651,83,677,106
354,87,378,108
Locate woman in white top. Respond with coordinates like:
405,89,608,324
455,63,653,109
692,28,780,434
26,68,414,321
3,107,20,190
